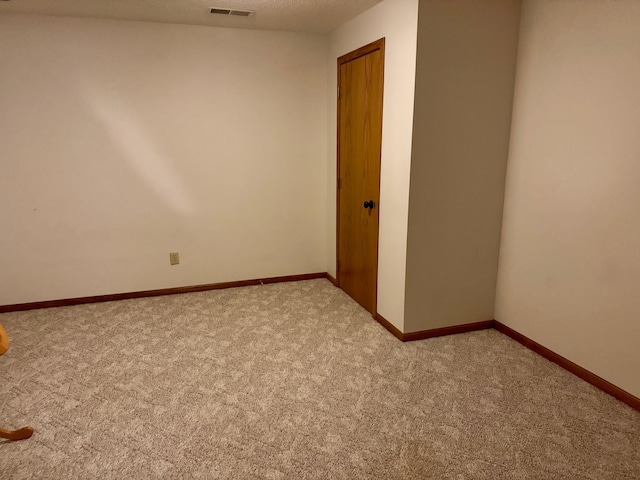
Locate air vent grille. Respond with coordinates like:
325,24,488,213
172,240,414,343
210,8,255,17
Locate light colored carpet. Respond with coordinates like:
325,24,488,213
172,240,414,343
1,279,639,479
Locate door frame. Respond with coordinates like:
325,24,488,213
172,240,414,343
336,37,385,314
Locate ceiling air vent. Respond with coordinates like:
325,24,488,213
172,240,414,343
210,8,255,17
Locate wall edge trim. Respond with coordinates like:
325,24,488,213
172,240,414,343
374,313,404,341
494,320,640,412
403,320,495,342
0,273,329,313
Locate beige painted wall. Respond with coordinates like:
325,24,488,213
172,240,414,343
404,0,521,333
328,0,419,332
0,14,328,305
496,0,640,398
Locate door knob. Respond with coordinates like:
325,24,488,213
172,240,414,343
363,200,376,209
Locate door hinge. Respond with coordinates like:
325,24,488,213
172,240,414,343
338,86,341,99
337,178,341,189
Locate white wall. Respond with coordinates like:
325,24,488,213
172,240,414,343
0,14,328,305
496,0,640,397
328,0,419,331
404,0,521,333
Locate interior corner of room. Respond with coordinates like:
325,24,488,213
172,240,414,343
1,0,639,407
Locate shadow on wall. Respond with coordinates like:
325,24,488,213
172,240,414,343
81,86,196,216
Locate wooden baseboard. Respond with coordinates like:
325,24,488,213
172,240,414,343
403,320,495,342
494,321,640,412
0,273,329,313
373,314,493,343
326,273,338,287
373,315,639,411
374,313,404,341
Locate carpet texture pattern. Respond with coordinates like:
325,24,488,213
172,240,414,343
1,279,639,479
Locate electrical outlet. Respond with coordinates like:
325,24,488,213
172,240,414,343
169,252,179,265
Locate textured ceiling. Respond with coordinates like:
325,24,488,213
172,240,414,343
0,0,384,33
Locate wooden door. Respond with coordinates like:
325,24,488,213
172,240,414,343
337,39,385,315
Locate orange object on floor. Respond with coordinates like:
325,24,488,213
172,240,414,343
0,323,34,441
